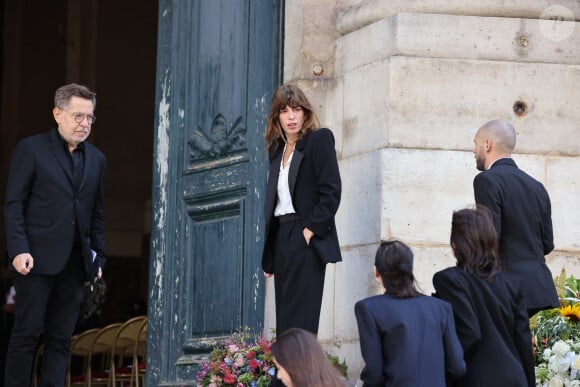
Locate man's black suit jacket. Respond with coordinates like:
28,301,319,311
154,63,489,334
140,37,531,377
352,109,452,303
473,157,558,314
262,128,341,273
4,128,106,280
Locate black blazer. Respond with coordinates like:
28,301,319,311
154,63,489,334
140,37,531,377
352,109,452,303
433,268,535,387
4,129,106,280
262,128,341,273
355,293,465,387
473,158,558,313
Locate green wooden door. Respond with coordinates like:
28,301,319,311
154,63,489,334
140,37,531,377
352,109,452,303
147,1,282,384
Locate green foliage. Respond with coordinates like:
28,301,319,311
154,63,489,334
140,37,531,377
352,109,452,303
553,268,580,303
532,314,580,363
327,354,348,377
531,270,580,365
535,363,549,382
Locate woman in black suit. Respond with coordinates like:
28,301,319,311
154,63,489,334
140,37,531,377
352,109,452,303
355,240,466,387
433,206,535,387
261,83,341,338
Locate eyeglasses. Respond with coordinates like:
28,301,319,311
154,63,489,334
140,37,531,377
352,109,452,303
70,112,96,124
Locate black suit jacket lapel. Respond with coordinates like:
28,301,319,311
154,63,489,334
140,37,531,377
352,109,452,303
288,150,303,196
289,137,308,196
264,152,283,227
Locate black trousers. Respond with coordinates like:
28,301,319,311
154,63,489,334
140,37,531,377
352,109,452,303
270,220,327,387
4,245,86,387
273,219,326,336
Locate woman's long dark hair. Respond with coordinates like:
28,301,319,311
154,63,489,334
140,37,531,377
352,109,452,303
270,328,343,387
375,240,421,299
450,206,500,280
264,83,320,153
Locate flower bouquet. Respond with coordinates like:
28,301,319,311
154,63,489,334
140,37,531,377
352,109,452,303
535,340,580,386
195,329,275,387
532,270,580,386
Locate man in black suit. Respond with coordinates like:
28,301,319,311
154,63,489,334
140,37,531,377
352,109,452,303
472,119,558,316
3,83,107,386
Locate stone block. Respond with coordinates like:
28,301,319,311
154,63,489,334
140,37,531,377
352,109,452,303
322,79,345,158
388,56,580,155
342,60,390,158
333,244,380,340
547,155,580,250
283,0,305,81
318,264,337,341
395,13,580,65
336,17,395,75
412,245,457,295
321,339,364,382
336,1,580,35
548,251,580,279
263,277,276,336
381,148,475,244
336,151,382,247
338,12,580,75
284,0,338,80
511,153,548,183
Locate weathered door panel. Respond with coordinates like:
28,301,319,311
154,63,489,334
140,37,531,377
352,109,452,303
148,1,282,384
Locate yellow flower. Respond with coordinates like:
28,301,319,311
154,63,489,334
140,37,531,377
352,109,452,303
560,304,580,322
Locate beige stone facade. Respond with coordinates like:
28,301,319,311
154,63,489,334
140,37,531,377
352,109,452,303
264,0,580,380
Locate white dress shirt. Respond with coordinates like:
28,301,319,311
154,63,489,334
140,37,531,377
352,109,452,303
274,146,297,216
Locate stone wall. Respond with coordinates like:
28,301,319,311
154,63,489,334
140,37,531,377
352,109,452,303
265,0,580,380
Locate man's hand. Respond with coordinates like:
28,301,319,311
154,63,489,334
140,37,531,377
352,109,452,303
94,266,102,282
12,253,34,275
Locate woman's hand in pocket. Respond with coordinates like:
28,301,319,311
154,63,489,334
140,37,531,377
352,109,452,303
303,227,314,246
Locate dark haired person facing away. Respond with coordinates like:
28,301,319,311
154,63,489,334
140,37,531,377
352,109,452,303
433,207,534,387
355,240,465,387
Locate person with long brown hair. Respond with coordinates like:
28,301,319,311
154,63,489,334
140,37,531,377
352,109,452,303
261,83,341,387
270,328,345,387
355,240,465,387
433,206,535,386
261,83,341,337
